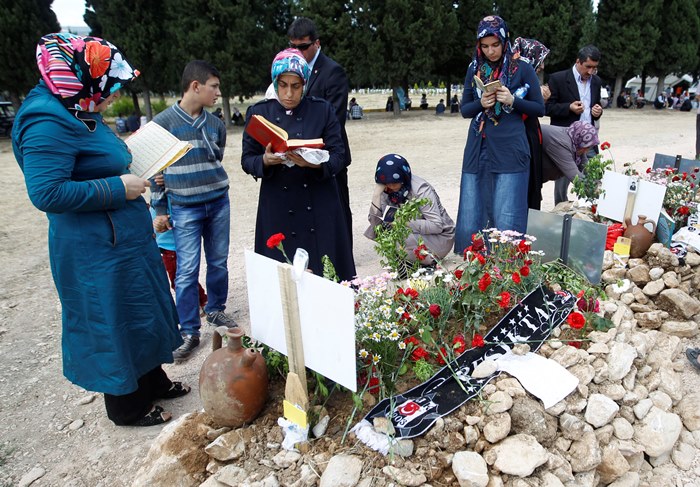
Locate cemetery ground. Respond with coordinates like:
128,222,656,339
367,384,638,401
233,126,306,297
0,106,698,486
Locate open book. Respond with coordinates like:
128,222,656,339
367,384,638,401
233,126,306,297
245,114,324,153
125,121,192,180
473,76,502,95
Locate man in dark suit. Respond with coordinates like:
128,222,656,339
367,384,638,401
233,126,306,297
288,17,354,249
545,45,603,204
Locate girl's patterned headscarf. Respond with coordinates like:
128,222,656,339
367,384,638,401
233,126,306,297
567,121,600,165
36,33,139,112
473,15,519,126
512,37,550,72
271,48,310,95
375,153,412,205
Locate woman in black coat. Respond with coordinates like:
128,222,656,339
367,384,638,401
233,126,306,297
241,49,356,281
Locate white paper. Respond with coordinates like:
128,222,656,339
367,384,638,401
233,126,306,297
280,148,329,168
495,352,578,409
245,250,357,391
596,171,666,224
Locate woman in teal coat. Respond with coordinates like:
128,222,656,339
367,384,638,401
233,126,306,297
12,33,185,426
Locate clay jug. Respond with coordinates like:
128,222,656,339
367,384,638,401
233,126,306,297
623,215,656,258
199,327,269,427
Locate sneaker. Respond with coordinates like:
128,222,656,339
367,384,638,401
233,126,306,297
173,335,200,361
206,310,239,328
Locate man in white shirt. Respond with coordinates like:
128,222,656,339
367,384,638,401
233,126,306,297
545,45,603,204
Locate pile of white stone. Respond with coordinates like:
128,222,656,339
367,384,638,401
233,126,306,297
133,244,700,487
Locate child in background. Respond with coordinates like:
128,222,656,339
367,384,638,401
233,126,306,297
149,206,207,315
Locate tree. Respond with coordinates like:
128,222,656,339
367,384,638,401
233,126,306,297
646,0,699,95
85,0,176,119
347,0,459,115
596,0,661,100
0,0,60,108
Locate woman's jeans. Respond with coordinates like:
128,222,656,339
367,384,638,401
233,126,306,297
170,194,230,337
455,148,529,254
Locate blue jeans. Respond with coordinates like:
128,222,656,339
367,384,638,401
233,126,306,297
170,194,230,336
455,149,529,254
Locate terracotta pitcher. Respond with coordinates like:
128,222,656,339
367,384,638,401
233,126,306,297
199,327,269,427
623,215,656,258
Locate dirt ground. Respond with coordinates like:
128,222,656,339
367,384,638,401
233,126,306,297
0,106,698,486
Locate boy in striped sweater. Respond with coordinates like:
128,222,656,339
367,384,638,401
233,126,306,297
151,60,236,361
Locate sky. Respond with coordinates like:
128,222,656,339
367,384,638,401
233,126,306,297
52,0,89,29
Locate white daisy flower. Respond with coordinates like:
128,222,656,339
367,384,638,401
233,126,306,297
359,349,369,359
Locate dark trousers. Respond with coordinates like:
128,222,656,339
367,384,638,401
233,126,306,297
104,366,172,425
160,248,207,308
336,167,354,250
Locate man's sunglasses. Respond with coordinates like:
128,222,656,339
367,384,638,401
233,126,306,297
289,41,315,51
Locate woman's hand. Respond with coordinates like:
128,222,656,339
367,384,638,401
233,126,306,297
495,86,514,107
262,143,284,167
154,173,165,186
480,91,497,109
287,151,320,169
120,174,149,200
541,84,551,102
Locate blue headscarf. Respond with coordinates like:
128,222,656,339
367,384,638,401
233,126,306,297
375,154,412,205
271,48,310,95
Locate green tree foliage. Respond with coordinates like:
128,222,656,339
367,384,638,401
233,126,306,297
596,0,661,96
497,0,578,70
0,0,60,108
646,0,700,77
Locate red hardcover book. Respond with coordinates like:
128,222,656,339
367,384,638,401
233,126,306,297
245,114,324,153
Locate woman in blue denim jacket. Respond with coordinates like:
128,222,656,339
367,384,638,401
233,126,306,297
454,16,544,253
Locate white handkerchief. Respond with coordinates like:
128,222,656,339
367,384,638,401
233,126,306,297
495,351,578,409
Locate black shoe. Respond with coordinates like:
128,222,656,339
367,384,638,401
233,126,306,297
206,310,238,328
173,335,200,361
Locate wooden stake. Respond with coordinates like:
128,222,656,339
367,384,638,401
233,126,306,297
278,264,309,427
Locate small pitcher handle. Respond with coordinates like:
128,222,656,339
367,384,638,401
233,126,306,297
211,326,230,351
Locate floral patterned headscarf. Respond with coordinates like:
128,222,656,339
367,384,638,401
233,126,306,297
567,121,599,165
375,153,412,205
473,15,519,126
512,37,550,72
271,48,310,95
36,33,139,112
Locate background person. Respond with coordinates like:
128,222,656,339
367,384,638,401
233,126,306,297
435,99,446,114
151,60,236,362
454,15,544,254
364,154,455,265
540,121,599,186
545,45,603,205
241,49,356,281
12,33,185,427
287,17,354,250
512,37,550,210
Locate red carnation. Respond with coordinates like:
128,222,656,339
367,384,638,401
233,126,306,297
478,272,492,292
672,175,680,182
512,272,521,284
520,266,530,277
566,311,586,330
591,204,597,214
404,336,420,347
471,234,485,251
497,291,511,309
411,347,430,361
414,244,428,261
404,288,419,299
266,232,285,249
517,239,530,254
367,376,380,394
437,347,448,365
429,304,441,318
476,253,486,265
646,167,652,173
452,335,467,354
600,141,611,151
471,334,485,348
454,269,464,280
678,206,690,216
